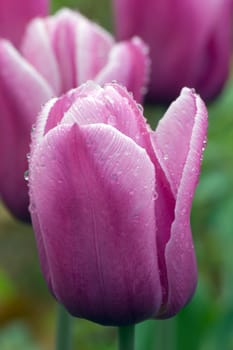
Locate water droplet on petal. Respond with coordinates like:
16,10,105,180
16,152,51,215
202,137,207,152
31,124,36,133
181,207,187,215
137,103,144,113
108,114,116,126
24,170,29,181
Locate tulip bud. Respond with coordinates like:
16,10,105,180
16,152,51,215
28,82,207,326
113,0,233,103
0,9,149,221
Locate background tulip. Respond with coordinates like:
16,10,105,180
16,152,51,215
28,82,208,326
0,0,49,47
113,0,233,103
0,9,149,221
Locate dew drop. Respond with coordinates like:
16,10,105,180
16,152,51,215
202,137,207,151
30,202,36,211
137,103,144,113
181,207,187,215
108,114,116,126
24,170,29,181
31,124,36,133
163,154,169,161
191,167,196,173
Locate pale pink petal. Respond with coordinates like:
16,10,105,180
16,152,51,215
59,82,153,153
0,39,53,220
33,82,100,143
29,123,162,325
48,9,114,91
32,81,154,160
21,18,61,95
45,9,81,93
151,88,200,196
95,37,150,102
0,0,49,47
151,88,208,317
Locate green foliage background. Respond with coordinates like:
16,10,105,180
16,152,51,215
1,0,233,349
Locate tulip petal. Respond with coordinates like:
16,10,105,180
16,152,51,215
152,88,202,196
114,0,232,102
95,37,149,102
0,0,49,47
195,2,233,99
69,11,114,85
29,123,162,325
47,9,113,91
33,82,153,159
21,18,61,95
151,88,208,317
61,83,176,309
44,9,82,93
20,9,114,94
33,82,101,143
0,39,53,220
60,82,153,152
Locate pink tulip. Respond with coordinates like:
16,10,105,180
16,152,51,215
28,81,207,325
113,0,233,103
0,0,49,47
0,9,149,221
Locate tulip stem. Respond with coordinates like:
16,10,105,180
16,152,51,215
118,325,135,350
56,303,72,350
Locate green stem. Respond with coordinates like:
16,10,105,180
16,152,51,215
156,318,176,350
56,303,72,350
118,325,135,350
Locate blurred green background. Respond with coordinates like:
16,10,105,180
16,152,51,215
1,0,233,349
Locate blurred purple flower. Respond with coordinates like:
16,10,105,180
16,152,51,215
0,9,149,221
28,81,208,326
0,0,49,47
113,0,233,103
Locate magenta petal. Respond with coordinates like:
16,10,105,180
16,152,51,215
0,0,49,47
95,37,149,102
113,0,232,102
195,2,233,99
29,123,162,325
152,88,208,317
0,39,53,220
